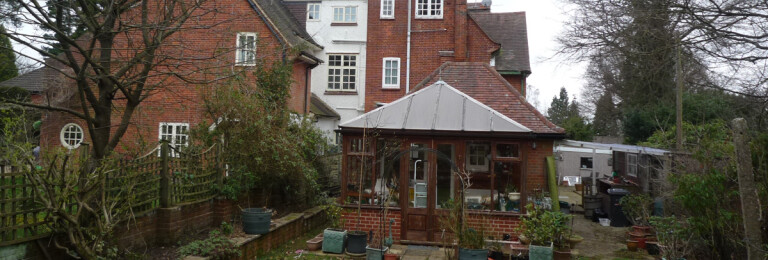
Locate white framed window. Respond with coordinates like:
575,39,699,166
327,54,357,91
381,0,394,19
60,123,84,150
416,0,443,19
235,32,257,66
307,3,320,21
627,154,638,177
467,143,490,172
159,123,189,157
333,6,357,23
382,57,400,89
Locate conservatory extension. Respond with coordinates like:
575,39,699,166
336,62,566,244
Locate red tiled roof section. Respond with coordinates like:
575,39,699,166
414,62,564,134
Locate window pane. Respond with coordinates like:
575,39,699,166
375,139,401,206
580,157,593,169
496,143,519,158
436,144,455,209
408,143,428,208
495,161,522,212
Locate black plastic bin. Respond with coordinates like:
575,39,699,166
607,188,631,227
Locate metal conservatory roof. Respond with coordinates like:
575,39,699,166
339,81,532,133
561,140,671,156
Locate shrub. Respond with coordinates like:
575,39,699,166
178,230,240,260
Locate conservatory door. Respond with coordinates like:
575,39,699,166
403,141,431,241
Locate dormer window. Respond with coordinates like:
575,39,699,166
416,0,443,19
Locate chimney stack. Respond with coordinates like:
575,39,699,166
454,0,468,61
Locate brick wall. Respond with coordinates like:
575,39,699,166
39,0,315,153
364,0,499,111
340,207,521,243
524,140,554,192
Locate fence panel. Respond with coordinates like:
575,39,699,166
0,168,51,246
170,145,219,205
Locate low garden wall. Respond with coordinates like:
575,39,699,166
340,206,521,243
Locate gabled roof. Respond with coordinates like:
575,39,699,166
469,10,531,73
413,62,563,134
310,93,340,119
340,81,531,133
248,0,322,51
0,67,49,92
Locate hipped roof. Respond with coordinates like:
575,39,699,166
340,81,531,133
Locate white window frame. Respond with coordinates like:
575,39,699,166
467,144,490,172
327,54,358,91
60,123,84,150
333,6,357,23
235,32,257,66
415,0,443,19
627,154,638,177
382,57,401,89
307,3,320,21
380,0,394,19
158,122,190,157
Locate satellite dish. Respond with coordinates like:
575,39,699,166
481,0,492,7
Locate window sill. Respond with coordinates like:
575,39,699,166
415,16,443,20
331,22,357,26
325,90,358,95
234,63,257,67
382,86,400,90
380,17,395,20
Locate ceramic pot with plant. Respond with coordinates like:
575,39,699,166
516,204,572,259
626,240,639,251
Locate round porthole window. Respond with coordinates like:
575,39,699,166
60,123,84,149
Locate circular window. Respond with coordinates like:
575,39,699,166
60,123,84,149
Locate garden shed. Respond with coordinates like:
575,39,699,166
335,62,565,244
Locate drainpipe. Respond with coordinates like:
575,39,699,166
406,0,412,93
304,65,310,114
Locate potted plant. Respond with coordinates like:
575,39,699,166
619,193,653,229
367,186,396,259
516,203,572,260
506,183,520,201
322,202,347,254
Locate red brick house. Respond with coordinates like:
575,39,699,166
364,0,531,111
23,0,323,153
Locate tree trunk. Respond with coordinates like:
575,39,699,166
731,118,763,260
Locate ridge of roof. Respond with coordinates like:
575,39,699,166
248,0,323,51
340,81,532,133
412,62,564,134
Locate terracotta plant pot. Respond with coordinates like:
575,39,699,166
636,237,647,249
628,231,645,241
626,240,639,252
306,237,323,251
383,253,399,260
632,225,652,235
553,249,571,260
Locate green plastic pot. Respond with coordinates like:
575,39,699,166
322,228,347,254
458,248,488,260
241,208,271,235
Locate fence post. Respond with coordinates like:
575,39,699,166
216,143,224,189
160,141,171,208
732,118,763,260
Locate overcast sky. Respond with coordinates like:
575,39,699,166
11,0,585,114
483,0,586,113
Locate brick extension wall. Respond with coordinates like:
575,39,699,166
340,207,521,243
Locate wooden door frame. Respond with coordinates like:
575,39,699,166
400,138,432,242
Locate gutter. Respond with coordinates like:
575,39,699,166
406,0,412,93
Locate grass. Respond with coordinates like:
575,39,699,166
257,226,338,259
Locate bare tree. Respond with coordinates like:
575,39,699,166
0,0,228,161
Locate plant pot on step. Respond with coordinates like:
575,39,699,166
636,237,647,249
366,246,389,260
528,243,553,260
553,248,572,260
322,228,347,254
307,237,323,251
632,225,652,236
241,208,271,235
458,248,488,260
383,253,399,260
646,242,660,255
346,231,367,255
626,239,639,252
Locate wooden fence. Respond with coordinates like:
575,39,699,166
0,141,222,246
